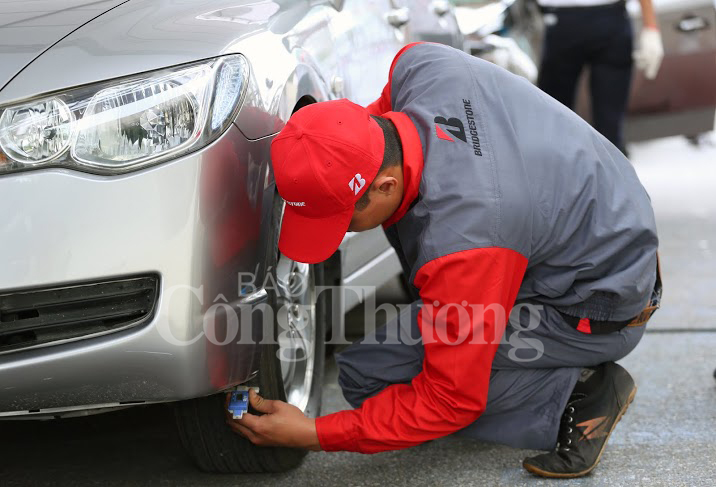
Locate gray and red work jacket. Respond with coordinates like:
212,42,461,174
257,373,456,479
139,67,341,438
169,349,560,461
315,43,658,453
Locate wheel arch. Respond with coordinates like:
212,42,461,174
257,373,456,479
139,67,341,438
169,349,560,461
254,65,344,340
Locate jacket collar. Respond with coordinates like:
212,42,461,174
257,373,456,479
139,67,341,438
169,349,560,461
381,111,424,229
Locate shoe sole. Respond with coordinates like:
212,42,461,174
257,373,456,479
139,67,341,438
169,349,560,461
523,384,637,479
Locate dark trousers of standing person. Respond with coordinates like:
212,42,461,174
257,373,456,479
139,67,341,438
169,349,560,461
537,1,633,153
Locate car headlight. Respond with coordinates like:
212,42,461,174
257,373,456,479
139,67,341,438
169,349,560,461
0,55,248,174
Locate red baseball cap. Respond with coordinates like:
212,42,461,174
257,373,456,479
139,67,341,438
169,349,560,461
271,99,385,264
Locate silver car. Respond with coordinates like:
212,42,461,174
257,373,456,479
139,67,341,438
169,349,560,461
0,0,459,474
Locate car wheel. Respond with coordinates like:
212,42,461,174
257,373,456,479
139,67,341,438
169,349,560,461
174,192,326,473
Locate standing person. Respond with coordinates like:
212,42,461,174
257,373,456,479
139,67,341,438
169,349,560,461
227,43,661,478
536,0,664,153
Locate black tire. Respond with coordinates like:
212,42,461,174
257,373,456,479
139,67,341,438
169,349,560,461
174,191,326,473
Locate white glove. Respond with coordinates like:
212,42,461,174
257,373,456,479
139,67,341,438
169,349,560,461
633,27,664,80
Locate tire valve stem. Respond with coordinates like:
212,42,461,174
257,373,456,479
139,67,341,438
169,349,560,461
228,386,260,419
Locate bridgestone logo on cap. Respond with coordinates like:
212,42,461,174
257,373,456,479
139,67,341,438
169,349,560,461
285,201,306,207
348,173,366,195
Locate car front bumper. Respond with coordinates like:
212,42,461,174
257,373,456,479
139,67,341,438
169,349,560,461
0,125,272,415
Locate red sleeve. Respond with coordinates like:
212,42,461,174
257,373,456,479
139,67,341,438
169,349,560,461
365,42,425,116
315,247,528,453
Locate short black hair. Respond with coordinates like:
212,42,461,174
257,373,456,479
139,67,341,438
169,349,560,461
355,116,403,211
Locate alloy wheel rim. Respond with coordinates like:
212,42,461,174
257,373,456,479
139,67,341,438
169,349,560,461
275,255,316,412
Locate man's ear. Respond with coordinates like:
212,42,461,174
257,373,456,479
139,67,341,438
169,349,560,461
376,175,398,195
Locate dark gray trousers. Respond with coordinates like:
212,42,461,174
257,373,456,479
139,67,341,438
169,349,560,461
336,300,645,451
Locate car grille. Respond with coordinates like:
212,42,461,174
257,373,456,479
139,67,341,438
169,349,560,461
0,275,159,354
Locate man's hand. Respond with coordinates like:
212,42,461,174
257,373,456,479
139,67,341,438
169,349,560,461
225,389,321,451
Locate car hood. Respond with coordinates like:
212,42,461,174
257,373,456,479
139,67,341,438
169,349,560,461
0,0,311,106
0,0,128,92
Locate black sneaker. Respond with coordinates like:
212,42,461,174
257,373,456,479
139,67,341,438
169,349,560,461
522,362,637,478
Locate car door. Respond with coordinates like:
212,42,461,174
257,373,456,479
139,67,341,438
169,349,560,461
404,0,465,47
327,0,406,106
326,0,407,282
624,0,716,141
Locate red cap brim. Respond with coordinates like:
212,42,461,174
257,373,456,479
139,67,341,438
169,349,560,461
278,203,353,264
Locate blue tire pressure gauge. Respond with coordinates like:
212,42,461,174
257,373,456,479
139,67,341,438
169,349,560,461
227,386,259,419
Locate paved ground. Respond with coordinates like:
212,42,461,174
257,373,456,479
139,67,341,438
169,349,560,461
0,133,714,486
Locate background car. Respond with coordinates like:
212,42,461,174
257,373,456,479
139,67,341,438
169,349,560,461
452,0,716,142
452,0,542,81
0,0,459,474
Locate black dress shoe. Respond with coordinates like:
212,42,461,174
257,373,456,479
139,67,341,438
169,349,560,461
522,362,637,478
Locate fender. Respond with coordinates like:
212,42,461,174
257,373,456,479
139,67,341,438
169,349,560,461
235,49,332,140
